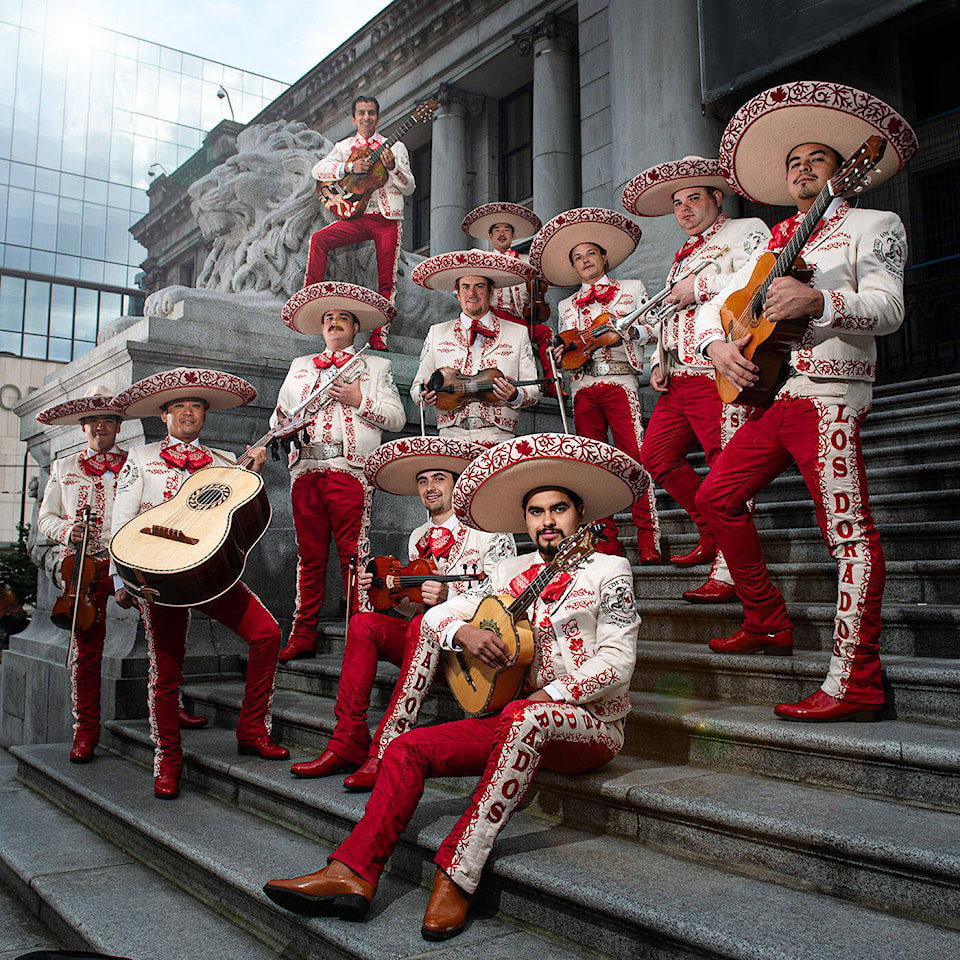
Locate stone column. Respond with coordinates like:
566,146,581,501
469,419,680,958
515,14,578,223
607,0,718,286
430,84,480,255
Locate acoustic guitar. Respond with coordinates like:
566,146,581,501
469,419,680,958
442,523,601,716
316,99,438,219
715,135,887,407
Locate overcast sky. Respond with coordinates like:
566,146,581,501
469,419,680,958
48,0,394,84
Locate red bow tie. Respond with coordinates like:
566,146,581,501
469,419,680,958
575,284,616,308
469,318,495,345
674,234,705,264
160,443,213,473
314,351,353,369
79,451,126,477
509,562,573,605
768,211,826,252
416,526,455,560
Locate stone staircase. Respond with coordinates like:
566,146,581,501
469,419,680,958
4,372,960,958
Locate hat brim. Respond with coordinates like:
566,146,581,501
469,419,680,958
461,203,542,240
453,433,648,533
721,81,918,206
365,437,485,495
117,368,257,418
411,250,537,291
282,282,397,335
622,158,731,217
529,209,641,286
37,398,128,426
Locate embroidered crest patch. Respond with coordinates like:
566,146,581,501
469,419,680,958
874,232,906,278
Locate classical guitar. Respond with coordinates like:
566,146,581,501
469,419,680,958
365,556,485,612
442,523,601,717
316,99,438,219
426,366,553,411
715,135,887,407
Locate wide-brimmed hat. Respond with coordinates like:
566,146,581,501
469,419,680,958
282,281,397,335
116,368,257,418
719,80,919,206
411,250,538,291
365,436,485,496
622,156,731,217
452,433,648,534
461,202,542,241
529,207,642,286
37,385,128,426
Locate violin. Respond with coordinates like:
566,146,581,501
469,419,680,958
51,507,97,632
522,277,550,324
425,367,553,411
365,556,485,612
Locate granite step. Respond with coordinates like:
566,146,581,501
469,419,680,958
46,727,960,957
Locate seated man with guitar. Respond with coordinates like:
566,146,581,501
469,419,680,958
274,282,406,663
694,81,917,722
305,95,419,351
410,250,543,445
264,432,643,941
36,387,130,764
460,202,557,395
288,436,515,791
622,157,770,602
110,367,289,800
531,207,661,561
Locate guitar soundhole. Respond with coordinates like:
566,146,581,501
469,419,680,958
188,483,231,510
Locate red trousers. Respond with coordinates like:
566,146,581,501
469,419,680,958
68,556,113,742
491,308,555,381
141,581,281,776
573,381,659,554
332,699,620,895
305,213,401,302
695,393,885,703
327,611,422,764
289,470,368,650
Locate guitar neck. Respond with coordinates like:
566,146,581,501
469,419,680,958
369,115,418,164
508,556,569,622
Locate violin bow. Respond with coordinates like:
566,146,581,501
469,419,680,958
547,348,571,435
64,506,92,669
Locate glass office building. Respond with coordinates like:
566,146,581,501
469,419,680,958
0,0,287,363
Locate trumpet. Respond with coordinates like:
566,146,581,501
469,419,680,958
308,344,370,412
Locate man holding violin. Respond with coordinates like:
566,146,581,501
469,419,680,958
37,387,129,764
410,250,542,445
289,436,515,791
530,207,660,560
274,282,406,663
621,157,769,602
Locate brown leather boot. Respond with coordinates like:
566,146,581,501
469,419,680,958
421,868,471,941
263,860,375,920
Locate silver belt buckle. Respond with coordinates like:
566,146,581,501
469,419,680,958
319,443,341,459
593,360,610,376
462,417,486,431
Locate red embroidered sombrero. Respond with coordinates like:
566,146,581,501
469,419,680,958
116,368,257,417
529,207,642,286
720,80,919,206
411,250,537,291
452,433,648,533
282,282,397,335
460,202,542,241
622,156,731,217
365,437,485,496
37,385,128,426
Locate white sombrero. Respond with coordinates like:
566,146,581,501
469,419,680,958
529,207,642,286
461,203,542,241
282,281,397,335
452,433,648,534
720,80,919,206
365,436,485,496
411,250,537,291
37,385,128,426
116,368,257,418
622,157,731,217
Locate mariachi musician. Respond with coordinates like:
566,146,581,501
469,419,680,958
289,436,515,792
264,432,644,940
410,250,542,446
36,386,129,763
273,282,406,663
110,367,288,800
531,207,661,561
622,156,770,602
